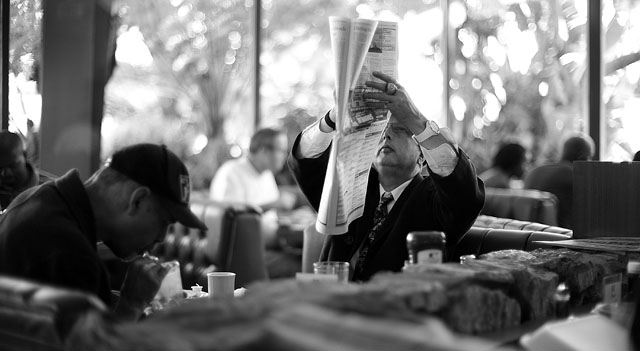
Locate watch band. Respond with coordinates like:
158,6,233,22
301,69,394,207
324,110,336,130
412,120,439,143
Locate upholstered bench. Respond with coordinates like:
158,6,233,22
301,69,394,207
451,227,571,262
473,215,573,235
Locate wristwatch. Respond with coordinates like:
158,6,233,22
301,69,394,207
412,120,440,143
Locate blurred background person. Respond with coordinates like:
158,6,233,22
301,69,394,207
524,133,595,229
0,130,54,210
209,127,298,277
209,127,296,212
479,142,528,189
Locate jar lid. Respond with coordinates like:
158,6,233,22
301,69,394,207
628,261,640,274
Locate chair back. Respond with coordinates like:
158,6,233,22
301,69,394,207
482,188,560,225
152,200,268,289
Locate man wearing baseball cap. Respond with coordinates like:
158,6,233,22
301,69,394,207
0,143,206,320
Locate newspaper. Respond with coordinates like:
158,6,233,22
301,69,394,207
316,17,398,235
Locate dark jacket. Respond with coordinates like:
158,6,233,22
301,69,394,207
288,136,485,281
0,170,111,304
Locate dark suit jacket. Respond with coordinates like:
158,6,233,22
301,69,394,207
288,136,485,281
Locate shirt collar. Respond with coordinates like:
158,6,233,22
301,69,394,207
378,178,413,211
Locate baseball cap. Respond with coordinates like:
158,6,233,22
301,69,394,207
106,143,207,230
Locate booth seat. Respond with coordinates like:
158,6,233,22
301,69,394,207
473,215,573,236
0,275,106,351
451,226,571,262
482,187,560,226
151,200,269,289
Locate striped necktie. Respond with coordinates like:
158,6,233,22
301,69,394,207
355,192,394,276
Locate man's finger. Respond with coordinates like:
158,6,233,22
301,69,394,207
372,71,397,85
365,101,388,110
363,92,393,101
365,80,387,91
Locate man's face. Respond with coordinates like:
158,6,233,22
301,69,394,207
106,195,173,260
0,147,29,190
373,117,422,173
261,134,289,173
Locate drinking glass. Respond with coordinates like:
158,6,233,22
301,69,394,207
313,261,349,284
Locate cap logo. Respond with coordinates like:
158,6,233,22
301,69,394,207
179,174,190,203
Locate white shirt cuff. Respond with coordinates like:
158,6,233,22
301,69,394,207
295,118,334,159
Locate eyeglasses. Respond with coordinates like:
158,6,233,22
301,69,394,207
384,123,413,137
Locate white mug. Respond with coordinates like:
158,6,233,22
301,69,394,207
207,272,236,299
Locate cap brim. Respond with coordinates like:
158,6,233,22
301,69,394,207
164,201,207,231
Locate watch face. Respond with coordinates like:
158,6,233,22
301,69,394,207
429,120,440,134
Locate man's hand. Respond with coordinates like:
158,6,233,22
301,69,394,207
362,71,427,135
115,255,168,320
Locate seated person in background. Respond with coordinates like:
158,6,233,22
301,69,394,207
210,127,297,250
289,71,485,282
0,130,55,210
524,133,594,229
0,143,207,321
479,142,528,188
209,127,297,212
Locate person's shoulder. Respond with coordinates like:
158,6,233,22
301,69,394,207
479,168,509,188
213,159,247,180
218,158,247,171
0,193,82,243
529,162,571,176
36,168,58,184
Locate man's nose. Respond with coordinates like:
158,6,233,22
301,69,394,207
383,128,392,140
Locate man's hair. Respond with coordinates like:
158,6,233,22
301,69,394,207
0,131,25,155
96,166,132,186
492,143,526,172
634,151,640,162
93,167,164,211
561,133,594,162
249,128,285,154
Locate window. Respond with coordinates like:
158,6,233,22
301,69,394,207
262,0,444,126
601,0,640,161
446,0,588,171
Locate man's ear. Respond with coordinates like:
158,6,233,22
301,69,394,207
127,186,152,215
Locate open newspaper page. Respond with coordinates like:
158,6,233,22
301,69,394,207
316,18,398,235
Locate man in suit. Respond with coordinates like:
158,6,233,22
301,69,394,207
289,71,485,282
